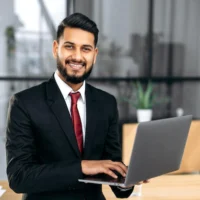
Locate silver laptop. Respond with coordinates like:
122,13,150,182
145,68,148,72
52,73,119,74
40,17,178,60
79,115,192,187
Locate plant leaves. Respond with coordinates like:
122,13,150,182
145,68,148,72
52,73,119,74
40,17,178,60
143,82,153,109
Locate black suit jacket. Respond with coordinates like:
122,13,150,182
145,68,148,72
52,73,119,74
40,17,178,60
6,76,133,200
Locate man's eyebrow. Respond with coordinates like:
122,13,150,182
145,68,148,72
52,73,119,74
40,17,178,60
63,41,94,49
64,41,74,45
82,44,93,49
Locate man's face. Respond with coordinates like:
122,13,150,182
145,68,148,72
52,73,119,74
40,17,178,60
53,27,98,84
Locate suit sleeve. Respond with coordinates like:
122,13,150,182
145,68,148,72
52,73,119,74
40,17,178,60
6,95,83,194
102,96,134,198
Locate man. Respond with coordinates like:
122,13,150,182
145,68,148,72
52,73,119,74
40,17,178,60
6,13,140,200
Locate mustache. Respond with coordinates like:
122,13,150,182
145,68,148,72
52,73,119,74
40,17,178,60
65,59,86,66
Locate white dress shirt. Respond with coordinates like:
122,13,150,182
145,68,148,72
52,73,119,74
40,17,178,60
54,71,86,146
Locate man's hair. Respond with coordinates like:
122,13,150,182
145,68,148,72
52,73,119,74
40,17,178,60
57,13,99,46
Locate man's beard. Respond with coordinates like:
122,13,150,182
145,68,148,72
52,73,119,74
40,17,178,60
57,57,93,84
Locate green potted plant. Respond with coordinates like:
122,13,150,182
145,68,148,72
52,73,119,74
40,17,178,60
134,81,153,122
122,81,167,122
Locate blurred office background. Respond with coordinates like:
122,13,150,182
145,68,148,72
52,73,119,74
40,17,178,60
0,0,200,180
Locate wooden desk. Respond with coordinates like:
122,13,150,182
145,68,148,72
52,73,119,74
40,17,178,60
103,175,200,200
0,182,22,200
0,175,200,200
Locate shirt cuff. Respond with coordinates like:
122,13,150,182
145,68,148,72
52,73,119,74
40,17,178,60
117,186,133,191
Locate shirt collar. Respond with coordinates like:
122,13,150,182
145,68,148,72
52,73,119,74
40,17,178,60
54,70,86,103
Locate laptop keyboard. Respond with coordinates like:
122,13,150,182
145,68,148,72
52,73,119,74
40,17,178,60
87,173,125,184
105,175,125,183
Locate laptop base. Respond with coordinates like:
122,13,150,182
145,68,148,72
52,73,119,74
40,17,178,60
78,174,126,187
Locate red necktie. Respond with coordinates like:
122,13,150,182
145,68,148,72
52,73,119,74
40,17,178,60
70,92,83,153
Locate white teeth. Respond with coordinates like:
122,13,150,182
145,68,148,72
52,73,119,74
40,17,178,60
69,63,83,69
70,64,82,67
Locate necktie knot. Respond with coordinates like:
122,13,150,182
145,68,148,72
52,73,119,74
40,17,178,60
70,92,80,105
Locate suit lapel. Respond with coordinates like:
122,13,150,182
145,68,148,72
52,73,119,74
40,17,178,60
83,84,99,159
46,76,80,158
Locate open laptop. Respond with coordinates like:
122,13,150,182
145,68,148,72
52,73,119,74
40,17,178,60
78,115,192,187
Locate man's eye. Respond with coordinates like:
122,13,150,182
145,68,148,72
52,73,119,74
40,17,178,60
65,45,73,49
83,47,91,52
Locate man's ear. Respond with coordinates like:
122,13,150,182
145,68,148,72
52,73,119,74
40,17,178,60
52,40,58,59
93,48,98,64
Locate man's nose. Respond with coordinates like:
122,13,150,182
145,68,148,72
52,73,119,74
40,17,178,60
71,48,83,61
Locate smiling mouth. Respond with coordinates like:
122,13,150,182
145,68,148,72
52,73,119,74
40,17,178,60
66,61,86,71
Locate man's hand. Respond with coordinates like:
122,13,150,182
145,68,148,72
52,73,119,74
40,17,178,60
136,179,150,185
81,160,127,178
